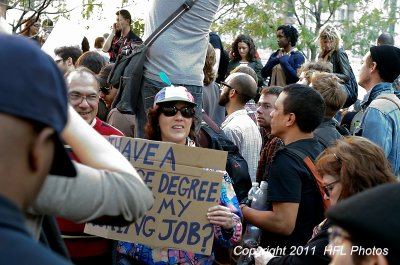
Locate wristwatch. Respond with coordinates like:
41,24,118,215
240,196,252,207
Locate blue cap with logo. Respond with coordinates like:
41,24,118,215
0,34,76,177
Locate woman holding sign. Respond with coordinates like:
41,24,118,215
115,86,242,265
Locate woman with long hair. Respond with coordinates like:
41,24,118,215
317,24,358,108
115,86,242,265
226,34,263,87
20,17,41,46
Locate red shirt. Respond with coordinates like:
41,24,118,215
92,117,124,136
58,117,124,258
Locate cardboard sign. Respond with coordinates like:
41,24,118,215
84,137,228,255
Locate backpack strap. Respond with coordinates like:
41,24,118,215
281,147,330,211
314,135,329,149
202,111,221,132
145,0,196,46
376,94,400,110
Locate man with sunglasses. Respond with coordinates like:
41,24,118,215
219,73,262,182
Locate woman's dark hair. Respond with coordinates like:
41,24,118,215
81,37,90,53
277,25,299,47
231,34,258,62
145,103,198,143
97,63,116,88
75,51,107,74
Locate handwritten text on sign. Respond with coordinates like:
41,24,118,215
84,137,227,255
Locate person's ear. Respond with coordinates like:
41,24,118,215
286,112,296,127
66,57,73,66
28,127,55,174
228,88,236,98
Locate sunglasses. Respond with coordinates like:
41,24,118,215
323,180,339,197
99,86,111,95
160,106,195,118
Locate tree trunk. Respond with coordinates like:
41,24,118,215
0,0,7,19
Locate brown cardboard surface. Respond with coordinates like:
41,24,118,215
84,137,228,255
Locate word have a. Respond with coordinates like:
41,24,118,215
109,138,176,171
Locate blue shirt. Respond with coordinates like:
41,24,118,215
358,82,400,176
0,195,72,265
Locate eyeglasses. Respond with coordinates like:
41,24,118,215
323,180,339,197
160,106,195,118
220,82,233,90
99,86,111,95
68,93,99,104
256,102,273,110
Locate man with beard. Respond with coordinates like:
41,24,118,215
219,73,262,182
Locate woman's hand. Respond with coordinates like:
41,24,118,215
207,205,234,230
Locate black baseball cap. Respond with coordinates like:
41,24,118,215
0,34,76,177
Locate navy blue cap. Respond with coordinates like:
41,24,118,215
0,33,76,177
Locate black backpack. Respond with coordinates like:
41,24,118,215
198,113,252,202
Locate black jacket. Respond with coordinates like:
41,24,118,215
324,49,358,108
267,220,331,265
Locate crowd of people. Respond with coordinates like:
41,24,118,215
1,1,400,265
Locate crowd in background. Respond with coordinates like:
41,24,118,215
1,0,400,264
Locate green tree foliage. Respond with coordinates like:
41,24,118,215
213,0,398,60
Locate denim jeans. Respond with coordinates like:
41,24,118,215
135,76,203,138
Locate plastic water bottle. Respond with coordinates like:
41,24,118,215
237,181,268,265
248,182,259,201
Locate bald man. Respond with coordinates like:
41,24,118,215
219,73,262,181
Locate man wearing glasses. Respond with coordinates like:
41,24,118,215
63,67,123,264
327,183,400,265
65,67,123,136
54,46,83,75
219,73,262,182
